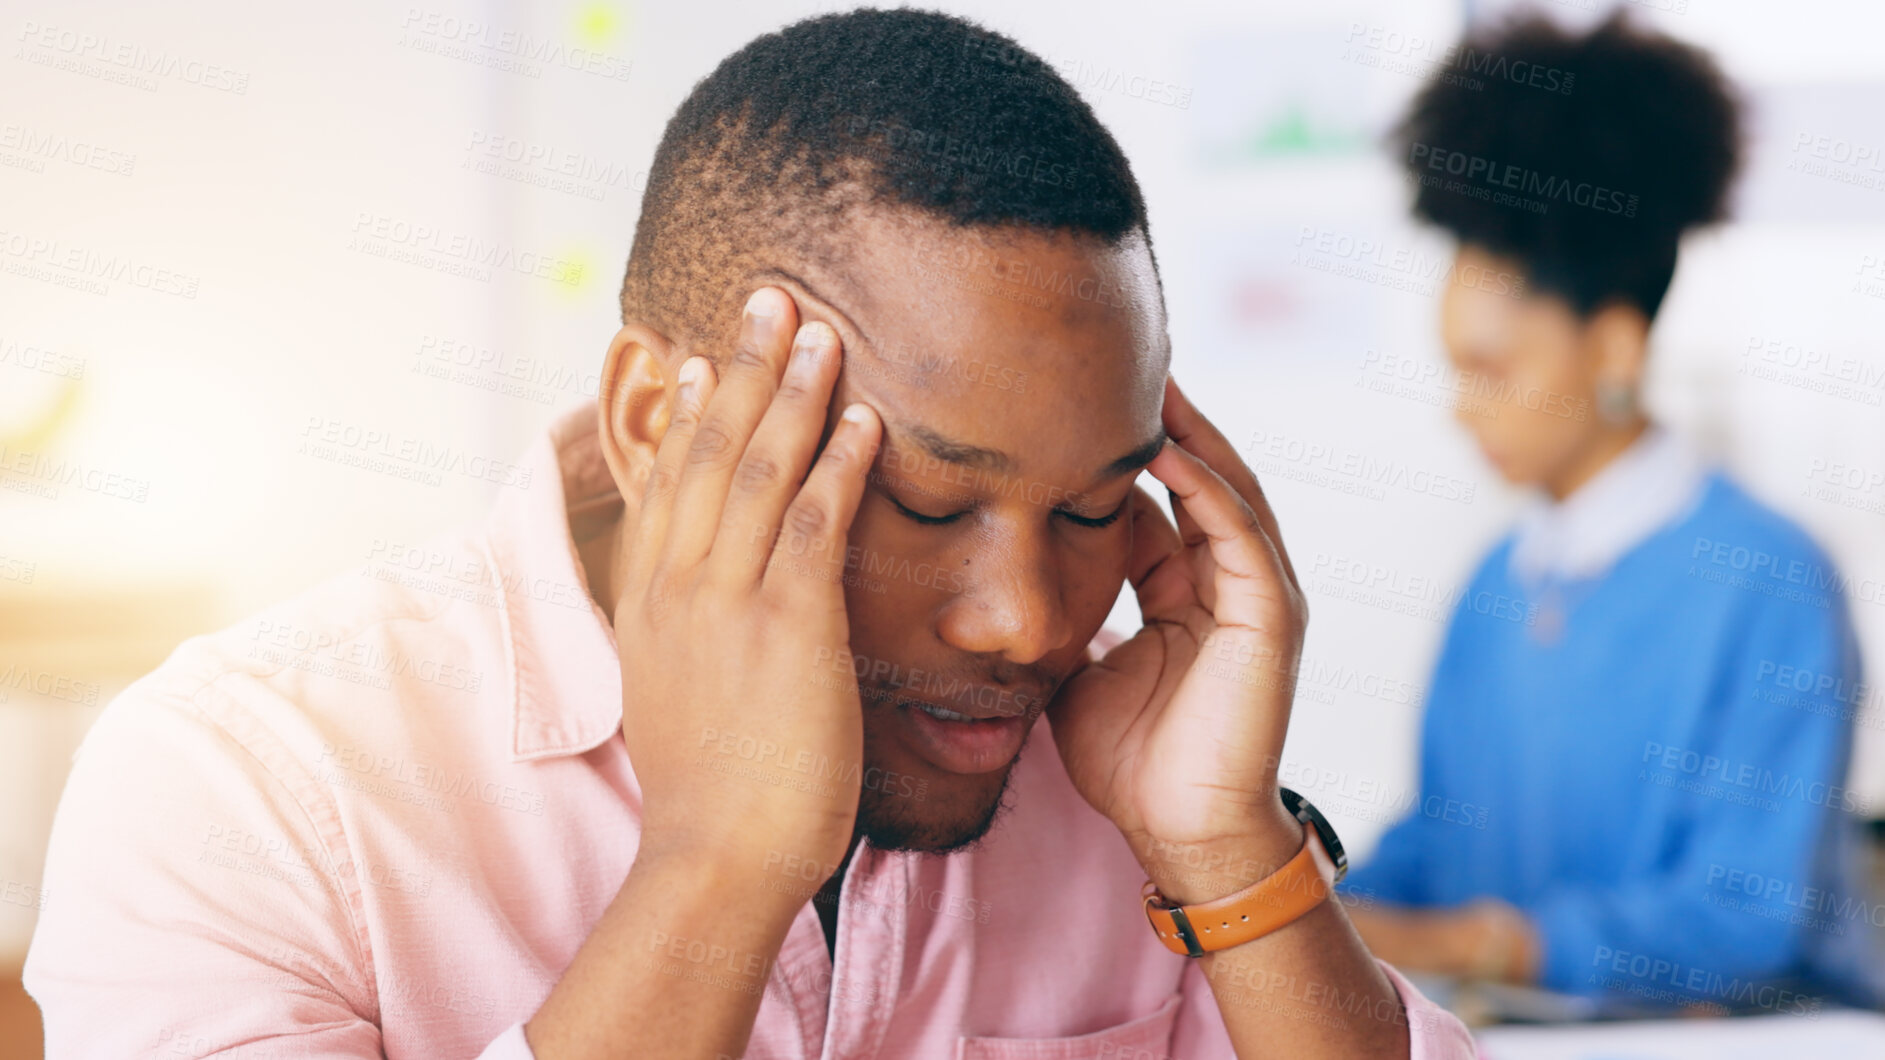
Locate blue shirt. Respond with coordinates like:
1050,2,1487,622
1343,471,1878,1007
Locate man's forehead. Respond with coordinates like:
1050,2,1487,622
724,210,1168,485
765,218,1163,381
746,240,1164,490
762,208,1158,330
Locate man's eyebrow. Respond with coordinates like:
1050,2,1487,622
889,422,1164,484
1101,431,1167,479
904,424,1013,473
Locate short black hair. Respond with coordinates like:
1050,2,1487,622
619,7,1151,343
1394,12,1742,321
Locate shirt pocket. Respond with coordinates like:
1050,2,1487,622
955,992,1183,1060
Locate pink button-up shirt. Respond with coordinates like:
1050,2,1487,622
26,404,1477,1059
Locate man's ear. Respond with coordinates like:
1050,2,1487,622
595,322,679,504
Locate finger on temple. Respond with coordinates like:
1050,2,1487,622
1160,375,1302,590
1146,440,1294,632
661,287,799,571
711,320,846,586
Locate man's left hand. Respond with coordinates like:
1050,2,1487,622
1047,375,1308,900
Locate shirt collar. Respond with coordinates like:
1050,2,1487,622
1508,425,1708,587
483,402,626,762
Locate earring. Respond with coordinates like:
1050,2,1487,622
1596,381,1637,426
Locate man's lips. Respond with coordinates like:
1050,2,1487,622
878,682,1051,722
892,697,1035,774
894,694,1030,722
852,668,1060,773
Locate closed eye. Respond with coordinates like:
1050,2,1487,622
886,490,969,526
1056,496,1129,529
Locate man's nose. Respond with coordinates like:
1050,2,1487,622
935,532,1073,666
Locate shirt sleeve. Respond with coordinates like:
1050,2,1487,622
24,673,418,1058
1379,962,1482,1060
1167,955,1478,1059
1528,587,1862,997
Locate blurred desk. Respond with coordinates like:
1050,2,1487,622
1476,1010,1885,1059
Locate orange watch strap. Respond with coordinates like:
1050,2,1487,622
1142,821,1338,957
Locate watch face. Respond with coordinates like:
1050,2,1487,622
1279,787,1348,883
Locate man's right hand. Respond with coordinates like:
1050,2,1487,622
525,288,880,1059
615,286,883,880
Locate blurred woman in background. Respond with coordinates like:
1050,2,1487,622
1342,13,1880,1011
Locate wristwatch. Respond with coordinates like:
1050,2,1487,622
1142,787,1348,958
